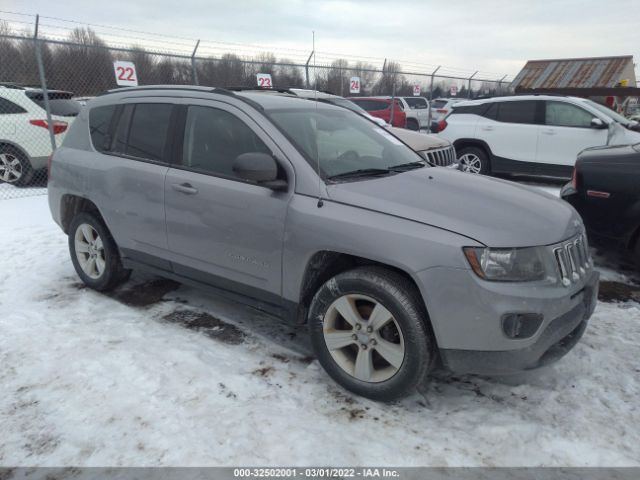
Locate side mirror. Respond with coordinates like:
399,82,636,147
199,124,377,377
233,152,287,191
591,118,607,129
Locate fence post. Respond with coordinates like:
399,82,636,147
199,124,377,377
304,49,314,89
497,74,507,95
389,75,396,127
468,71,478,99
191,40,200,85
33,15,57,153
427,65,441,132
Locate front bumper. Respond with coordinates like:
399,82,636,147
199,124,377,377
438,270,599,375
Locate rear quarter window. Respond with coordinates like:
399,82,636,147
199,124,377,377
89,105,116,153
0,97,27,114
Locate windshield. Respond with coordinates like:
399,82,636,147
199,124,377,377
580,99,631,125
404,98,428,109
267,106,422,180
324,98,368,115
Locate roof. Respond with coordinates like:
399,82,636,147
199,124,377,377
511,56,635,89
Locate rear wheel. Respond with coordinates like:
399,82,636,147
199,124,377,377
69,212,131,291
0,146,34,186
309,267,434,401
457,146,490,175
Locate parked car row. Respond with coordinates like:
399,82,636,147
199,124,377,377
48,85,598,401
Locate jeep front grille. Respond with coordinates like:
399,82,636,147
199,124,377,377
423,145,456,167
554,233,592,287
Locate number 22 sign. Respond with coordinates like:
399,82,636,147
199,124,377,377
256,73,273,88
113,61,138,86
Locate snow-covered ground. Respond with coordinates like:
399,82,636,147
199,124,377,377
1,194,640,467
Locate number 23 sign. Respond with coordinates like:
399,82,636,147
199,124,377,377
113,61,138,87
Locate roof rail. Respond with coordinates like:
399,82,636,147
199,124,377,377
99,84,219,97
224,86,295,95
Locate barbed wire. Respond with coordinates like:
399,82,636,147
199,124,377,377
0,9,512,81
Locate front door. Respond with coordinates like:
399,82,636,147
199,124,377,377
164,102,291,303
536,100,608,173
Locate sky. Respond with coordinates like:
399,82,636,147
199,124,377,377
3,0,640,81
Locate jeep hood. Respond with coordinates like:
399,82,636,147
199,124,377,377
389,128,449,151
326,168,581,247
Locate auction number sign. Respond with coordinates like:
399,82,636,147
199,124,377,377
412,83,421,96
349,77,360,94
257,73,273,88
450,85,458,96
113,61,138,87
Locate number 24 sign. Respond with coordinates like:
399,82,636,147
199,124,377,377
113,61,138,86
350,77,360,94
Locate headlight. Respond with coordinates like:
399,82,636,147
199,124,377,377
463,247,546,282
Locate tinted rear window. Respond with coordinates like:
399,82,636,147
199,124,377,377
495,101,538,124
352,99,388,111
0,97,27,114
432,100,448,109
25,91,81,117
89,105,116,153
125,104,173,161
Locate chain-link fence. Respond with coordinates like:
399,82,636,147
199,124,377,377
0,14,512,200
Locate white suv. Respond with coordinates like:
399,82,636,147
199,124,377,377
437,95,640,178
0,84,80,185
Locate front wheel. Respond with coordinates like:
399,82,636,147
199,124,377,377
309,267,435,401
457,146,490,175
68,212,131,291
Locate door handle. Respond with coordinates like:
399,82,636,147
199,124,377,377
541,129,557,135
480,126,494,131
171,182,198,195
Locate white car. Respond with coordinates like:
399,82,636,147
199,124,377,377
429,98,467,124
437,95,640,178
0,85,80,185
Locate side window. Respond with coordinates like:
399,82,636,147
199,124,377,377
483,102,498,120
0,97,27,114
125,104,173,161
89,105,116,153
495,101,538,124
545,101,594,128
181,106,270,179
111,104,133,155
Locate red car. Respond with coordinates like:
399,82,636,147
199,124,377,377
348,97,407,128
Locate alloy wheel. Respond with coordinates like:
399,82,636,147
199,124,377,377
458,153,482,174
323,294,405,383
74,223,106,279
0,153,23,183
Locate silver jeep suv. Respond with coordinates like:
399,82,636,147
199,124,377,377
48,85,599,401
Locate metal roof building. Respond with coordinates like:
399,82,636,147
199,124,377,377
511,55,636,90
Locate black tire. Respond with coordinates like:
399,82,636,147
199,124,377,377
457,146,491,175
0,145,34,187
406,118,420,131
68,212,131,292
309,266,435,401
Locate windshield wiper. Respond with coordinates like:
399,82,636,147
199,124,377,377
327,168,392,181
388,161,427,172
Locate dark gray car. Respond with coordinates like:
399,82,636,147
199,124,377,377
48,86,599,401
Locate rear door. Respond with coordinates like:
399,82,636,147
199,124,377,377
536,100,608,171
474,100,540,169
164,101,291,302
87,101,174,264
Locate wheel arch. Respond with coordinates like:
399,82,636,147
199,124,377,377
296,250,436,338
453,138,493,158
0,141,32,162
60,194,107,234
